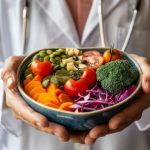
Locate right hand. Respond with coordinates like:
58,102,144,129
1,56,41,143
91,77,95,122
1,56,69,142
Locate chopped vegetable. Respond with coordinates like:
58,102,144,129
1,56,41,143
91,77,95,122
70,84,136,112
70,69,83,81
80,68,96,87
42,79,50,88
96,60,138,94
59,102,74,111
66,62,78,71
29,87,46,98
55,70,71,83
32,75,43,82
83,51,104,69
31,60,52,77
58,93,73,103
23,48,139,112
55,89,65,96
66,48,80,56
24,81,42,94
37,93,60,106
103,49,122,63
64,79,88,97
64,68,96,97
23,78,32,86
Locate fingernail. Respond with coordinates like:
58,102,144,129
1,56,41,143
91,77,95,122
7,77,13,88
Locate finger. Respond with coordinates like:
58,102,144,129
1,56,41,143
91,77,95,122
69,130,88,144
109,93,150,130
109,121,132,134
49,122,69,142
1,56,24,89
130,54,150,93
13,110,69,140
6,88,49,128
88,125,109,139
84,135,96,145
13,110,54,134
6,89,69,141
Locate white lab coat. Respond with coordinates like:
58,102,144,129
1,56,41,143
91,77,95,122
0,0,150,150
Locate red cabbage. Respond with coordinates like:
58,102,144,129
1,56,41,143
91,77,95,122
70,84,136,112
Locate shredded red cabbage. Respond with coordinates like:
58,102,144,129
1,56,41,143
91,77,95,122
70,84,136,112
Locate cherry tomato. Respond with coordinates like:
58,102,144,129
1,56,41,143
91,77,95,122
83,51,100,57
111,49,122,61
80,69,96,87
83,51,104,69
64,79,88,97
103,49,122,63
31,60,52,77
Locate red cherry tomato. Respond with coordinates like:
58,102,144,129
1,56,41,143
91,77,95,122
103,49,122,63
80,69,96,87
83,51,104,69
64,79,88,97
31,60,52,77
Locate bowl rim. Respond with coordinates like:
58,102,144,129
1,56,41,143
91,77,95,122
17,48,142,116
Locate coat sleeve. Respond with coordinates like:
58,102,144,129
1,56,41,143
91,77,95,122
0,8,24,137
0,54,24,137
135,108,150,131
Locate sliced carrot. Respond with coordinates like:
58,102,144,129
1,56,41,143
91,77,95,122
37,97,58,108
32,75,43,82
47,103,59,109
55,89,65,97
37,93,51,104
32,93,41,101
24,81,42,94
46,83,60,105
58,93,73,103
59,102,74,111
23,78,32,86
29,87,46,98
47,83,57,93
37,93,60,106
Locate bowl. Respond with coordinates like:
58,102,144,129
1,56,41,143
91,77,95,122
17,48,142,130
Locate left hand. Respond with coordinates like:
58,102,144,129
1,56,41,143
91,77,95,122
68,54,150,144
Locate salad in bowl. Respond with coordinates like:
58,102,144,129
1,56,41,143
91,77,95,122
17,48,142,130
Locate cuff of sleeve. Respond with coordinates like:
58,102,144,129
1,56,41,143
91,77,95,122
0,73,24,137
135,108,150,131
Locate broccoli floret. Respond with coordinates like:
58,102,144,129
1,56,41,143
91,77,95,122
96,60,138,95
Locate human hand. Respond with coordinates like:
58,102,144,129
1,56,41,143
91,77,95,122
71,54,150,144
1,56,69,142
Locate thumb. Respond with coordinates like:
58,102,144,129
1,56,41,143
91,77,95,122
130,54,150,93
1,56,25,89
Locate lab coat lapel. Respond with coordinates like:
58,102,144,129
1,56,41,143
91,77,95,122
36,0,80,47
82,0,121,45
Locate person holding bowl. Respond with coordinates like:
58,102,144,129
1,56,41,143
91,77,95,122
0,0,150,150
